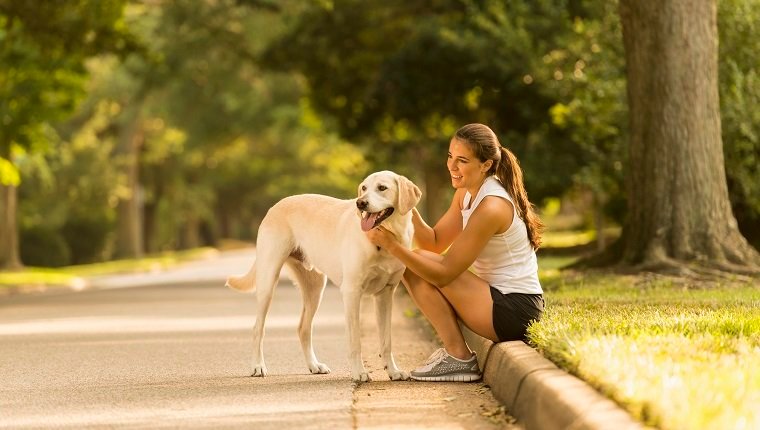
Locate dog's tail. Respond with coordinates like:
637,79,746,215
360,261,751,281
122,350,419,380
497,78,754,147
225,261,256,293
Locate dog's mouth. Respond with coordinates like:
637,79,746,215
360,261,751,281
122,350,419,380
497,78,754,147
360,207,395,232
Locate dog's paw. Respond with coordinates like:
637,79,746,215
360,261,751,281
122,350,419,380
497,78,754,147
308,362,331,374
251,365,268,377
352,372,371,383
387,369,410,381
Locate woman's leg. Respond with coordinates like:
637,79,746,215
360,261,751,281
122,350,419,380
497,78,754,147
402,250,499,360
403,267,471,359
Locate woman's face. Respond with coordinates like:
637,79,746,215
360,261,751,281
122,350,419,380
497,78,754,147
446,138,491,189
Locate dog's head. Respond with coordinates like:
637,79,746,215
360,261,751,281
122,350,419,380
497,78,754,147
356,171,422,232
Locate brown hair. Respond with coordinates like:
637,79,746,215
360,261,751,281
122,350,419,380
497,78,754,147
454,123,543,249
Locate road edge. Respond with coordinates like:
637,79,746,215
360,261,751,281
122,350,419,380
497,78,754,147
462,326,646,430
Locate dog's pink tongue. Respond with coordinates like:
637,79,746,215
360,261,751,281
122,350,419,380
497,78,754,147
361,212,379,232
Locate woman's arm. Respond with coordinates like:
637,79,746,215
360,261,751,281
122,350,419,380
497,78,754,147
412,189,466,253
370,196,512,287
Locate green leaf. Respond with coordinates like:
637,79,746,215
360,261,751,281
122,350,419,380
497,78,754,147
0,157,21,186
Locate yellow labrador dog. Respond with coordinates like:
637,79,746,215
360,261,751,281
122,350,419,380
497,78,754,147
227,171,421,382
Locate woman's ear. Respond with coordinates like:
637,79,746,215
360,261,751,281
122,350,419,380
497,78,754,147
481,160,493,173
396,174,422,215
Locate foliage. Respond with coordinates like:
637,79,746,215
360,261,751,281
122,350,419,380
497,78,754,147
0,0,133,154
4,0,760,266
61,214,115,265
112,0,366,247
13,0,367,259
0,155,19,186
17,103,119,264
0,0,134,268
261,0,760,244
718,0,760,246
262,0,586,202
19,225,71,267
542,3,628,222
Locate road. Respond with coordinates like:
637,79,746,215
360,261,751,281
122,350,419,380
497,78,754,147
0,249,518,429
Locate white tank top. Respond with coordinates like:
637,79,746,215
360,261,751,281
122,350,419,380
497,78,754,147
461,176,543,295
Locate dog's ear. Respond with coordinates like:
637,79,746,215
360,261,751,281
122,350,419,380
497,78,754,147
396,174,422,215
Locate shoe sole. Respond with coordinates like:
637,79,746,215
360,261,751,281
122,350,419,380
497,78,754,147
410,373,482,382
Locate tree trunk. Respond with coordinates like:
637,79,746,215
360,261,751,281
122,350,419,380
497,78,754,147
114,110,144,260
593,192,606,253
181,215,201,250
422,168,449,222
217,205,231,239
618,0,760,273
142,164,164,254
0,146,22,269
143,200,157,254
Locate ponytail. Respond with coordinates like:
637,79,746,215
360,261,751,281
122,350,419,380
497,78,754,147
496,147,544,250
454,123,543,250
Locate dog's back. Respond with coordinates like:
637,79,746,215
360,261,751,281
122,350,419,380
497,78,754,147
226,194,360,292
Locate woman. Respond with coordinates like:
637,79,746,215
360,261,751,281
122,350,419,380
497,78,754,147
366,123,544,382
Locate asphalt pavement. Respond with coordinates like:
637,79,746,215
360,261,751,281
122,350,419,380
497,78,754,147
0,249,517,429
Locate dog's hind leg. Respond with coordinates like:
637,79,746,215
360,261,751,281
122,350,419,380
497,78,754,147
248,229,291,377
374,285,409,381
286,261,330,375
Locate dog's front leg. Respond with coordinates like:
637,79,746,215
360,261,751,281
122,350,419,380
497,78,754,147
375,285,409,381
341,289,370,382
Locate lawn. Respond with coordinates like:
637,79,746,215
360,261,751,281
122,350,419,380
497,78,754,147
532,255,760,430
0,247,217,289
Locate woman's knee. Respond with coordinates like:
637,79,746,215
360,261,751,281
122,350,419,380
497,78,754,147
402,268,423,292
402,249,444,294
402,268,437,296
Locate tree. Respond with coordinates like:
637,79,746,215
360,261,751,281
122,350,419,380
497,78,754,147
617,0,760,274
542,3,628,250
262,0,596,219
74,0,365,255
0,0,132,269
90,0,279,257
18,101,120,266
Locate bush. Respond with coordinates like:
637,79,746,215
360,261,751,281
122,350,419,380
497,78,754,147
20,225,71,267
61,213,113,265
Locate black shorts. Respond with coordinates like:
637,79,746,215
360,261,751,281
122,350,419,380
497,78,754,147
489,287,544,342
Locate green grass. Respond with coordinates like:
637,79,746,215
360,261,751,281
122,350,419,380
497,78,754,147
532,256,760,430
539,227,621,249
0,247,217,288
540,230,597,248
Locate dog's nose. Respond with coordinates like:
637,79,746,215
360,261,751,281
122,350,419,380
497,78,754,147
356,199,368,210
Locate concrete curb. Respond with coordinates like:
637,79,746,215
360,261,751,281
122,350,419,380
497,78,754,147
462,326,645,430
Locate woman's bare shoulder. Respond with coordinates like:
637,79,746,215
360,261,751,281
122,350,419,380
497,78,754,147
471,195,514,232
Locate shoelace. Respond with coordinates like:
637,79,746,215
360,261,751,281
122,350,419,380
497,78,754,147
423,348,447,365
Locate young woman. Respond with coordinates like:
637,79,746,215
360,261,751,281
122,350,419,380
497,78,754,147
366,123,544,382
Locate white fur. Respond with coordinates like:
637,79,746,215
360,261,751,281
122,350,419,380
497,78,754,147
226,171,421,382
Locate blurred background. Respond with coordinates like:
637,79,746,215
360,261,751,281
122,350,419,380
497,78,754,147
1,0,758,269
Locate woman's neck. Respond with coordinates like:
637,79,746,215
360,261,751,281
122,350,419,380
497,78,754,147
465,176,489,209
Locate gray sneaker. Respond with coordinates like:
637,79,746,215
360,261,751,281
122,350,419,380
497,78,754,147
410,348,482,382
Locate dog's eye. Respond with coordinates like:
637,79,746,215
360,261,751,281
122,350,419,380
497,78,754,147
361,185,367,192
378,185,387,191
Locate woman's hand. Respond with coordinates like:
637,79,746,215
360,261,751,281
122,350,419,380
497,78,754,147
365,225,398,250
